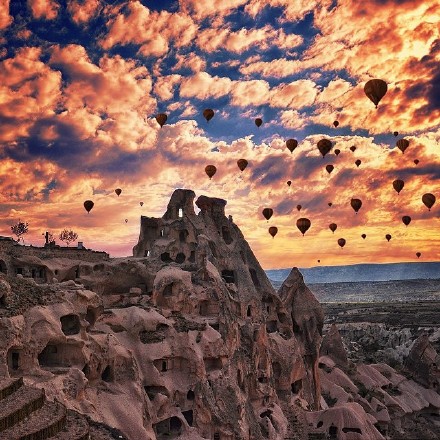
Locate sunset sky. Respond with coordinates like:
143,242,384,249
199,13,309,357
1,0,439,268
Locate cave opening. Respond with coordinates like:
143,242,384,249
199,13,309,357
60,314,81,335
221,270,235,284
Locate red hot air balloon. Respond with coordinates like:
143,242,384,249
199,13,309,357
328,202,333,207
115,188,122,196
155,113,167,128
268,226,278,238
364,79,388,108
255,118,263,127
329,223,337,233
296,204,302,211
237,159,248,172
416,252,421,258
393,131,398,137
393,179,404,194
205,165,217,179
333,120,339,128
262,208,273,221
317,139,332,158
84,200,94,213
396,139,409,153
350,198,362,214
361,233,366,239
286,139,298,153
385,234,392,242
203,108,214,122
355,159,361,167
350,146,356,152
287,180,292,187
422,193,436,211
140,201,144,207
326,164,334,174
414,159,419,165
296,218,311,236
402,215,411,226
334,149,341,156
338,238,346,248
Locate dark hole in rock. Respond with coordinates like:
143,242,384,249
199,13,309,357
145,385,168,400
0,294,6,307
214,434,220,440
317,421,323,428
179,230,188,242
82,364,90,378
85,306,99,326
260,409,272,418
329,425,338,437
7,348,21,373
221,270,235,284
187,389,195,400
54,269,58,275
258,376,268,383
266,321,278,333
60,314,81,335
170,416,182,432
204,357,222,372
221,226,233,244
16,267,23,275
182,410,193,426
101,365,113,382
342,427,362,434
291,379,302,394
175,253,186,264
246,305,252,317
162,283,173,297
161,360,167,372
0,259,7,274
160,252,173,263
249,268,260,287
189,251,195,263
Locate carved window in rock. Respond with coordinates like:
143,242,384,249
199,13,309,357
7,348,21,373
162,283,173,297
266,321,278,333
214,433,220,440
204,357,222,373
178,208,183,218
60,314,81,335
160,252,173,263
101,365,113,382
179,229,189,242
291,379,302,394
221,270,235,284
182,410,193,426
246,305,252,317
145,250,150,257
329,425,338,438
186,389,195,400
175,253,186,264
160,229,165,237
342,428,362,434
16,267,23,275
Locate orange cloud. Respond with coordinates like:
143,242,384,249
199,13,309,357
0,0,13,29
28,0,59,20
67,0,101,24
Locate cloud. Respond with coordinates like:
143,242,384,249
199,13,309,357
28,0,60,20
154,74,182,101
180,71,233,99
67,0,101,24
179,0,248,19
0,0,13,29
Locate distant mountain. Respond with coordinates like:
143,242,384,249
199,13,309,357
266,262,440,285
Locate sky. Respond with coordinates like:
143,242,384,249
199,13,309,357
0,0,439,269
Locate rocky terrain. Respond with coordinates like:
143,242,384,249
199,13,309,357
0,189,439,440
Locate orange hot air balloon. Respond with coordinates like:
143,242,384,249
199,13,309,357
237,159,248,172
268,226,278,238
115,188,122,196
361,233,366,239
416,252,421,258
414,159,419,165
422,193,436,211
328,202,333,207
337,238,346,248
402,215,411,226
364,79,387,108
140,201,144,207
296,204,302,211
287,180,292,187
385,234,392,242
334,149,341,156
396,139,409,153
296,218,311,236
393,131,398,137
155,113,167,128
333,120,339,128
203,108,214,122
84,200,94,213
393,179,404,194
205,164,217,179
350,146,356,152
317,139,332,158
255,118,263,127
355,159,361,167
286,139,298,153
350,198,362,213
329,223,337,233
326,164,334,174
262,208,273,221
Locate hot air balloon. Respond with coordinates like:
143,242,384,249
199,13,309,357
396,139,409,154
287,180,292,187
393,131,398,137
255,118,263,127
317,139,332,158
392,179,404,194
203,108,214,122
205,164,217,179
364,79,387,108
350,146,356,153
262,208,273,221
329,223,337,233
338,238,346,248
355,159,361,167
115,188,122,196
416,252,421,258
317,259,321,263
296,218,311,236
361,233,366,239
350,198,362,214
286,139,298,153
422,193,436,211
155,113,167,128
334,149,341,156
385,234,392,242
237,159,248,172
140,201,144,207
296,204,302,211
333,120,339,128
326,164,334,174
328,202,333,207
402,215,411,226
414,159,419,165
268,226,278,238
83,200,94,213
125,219,128,223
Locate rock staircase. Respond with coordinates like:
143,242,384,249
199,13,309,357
0,377,125,440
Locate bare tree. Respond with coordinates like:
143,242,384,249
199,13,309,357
59,229,78,247
11,220,29,244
